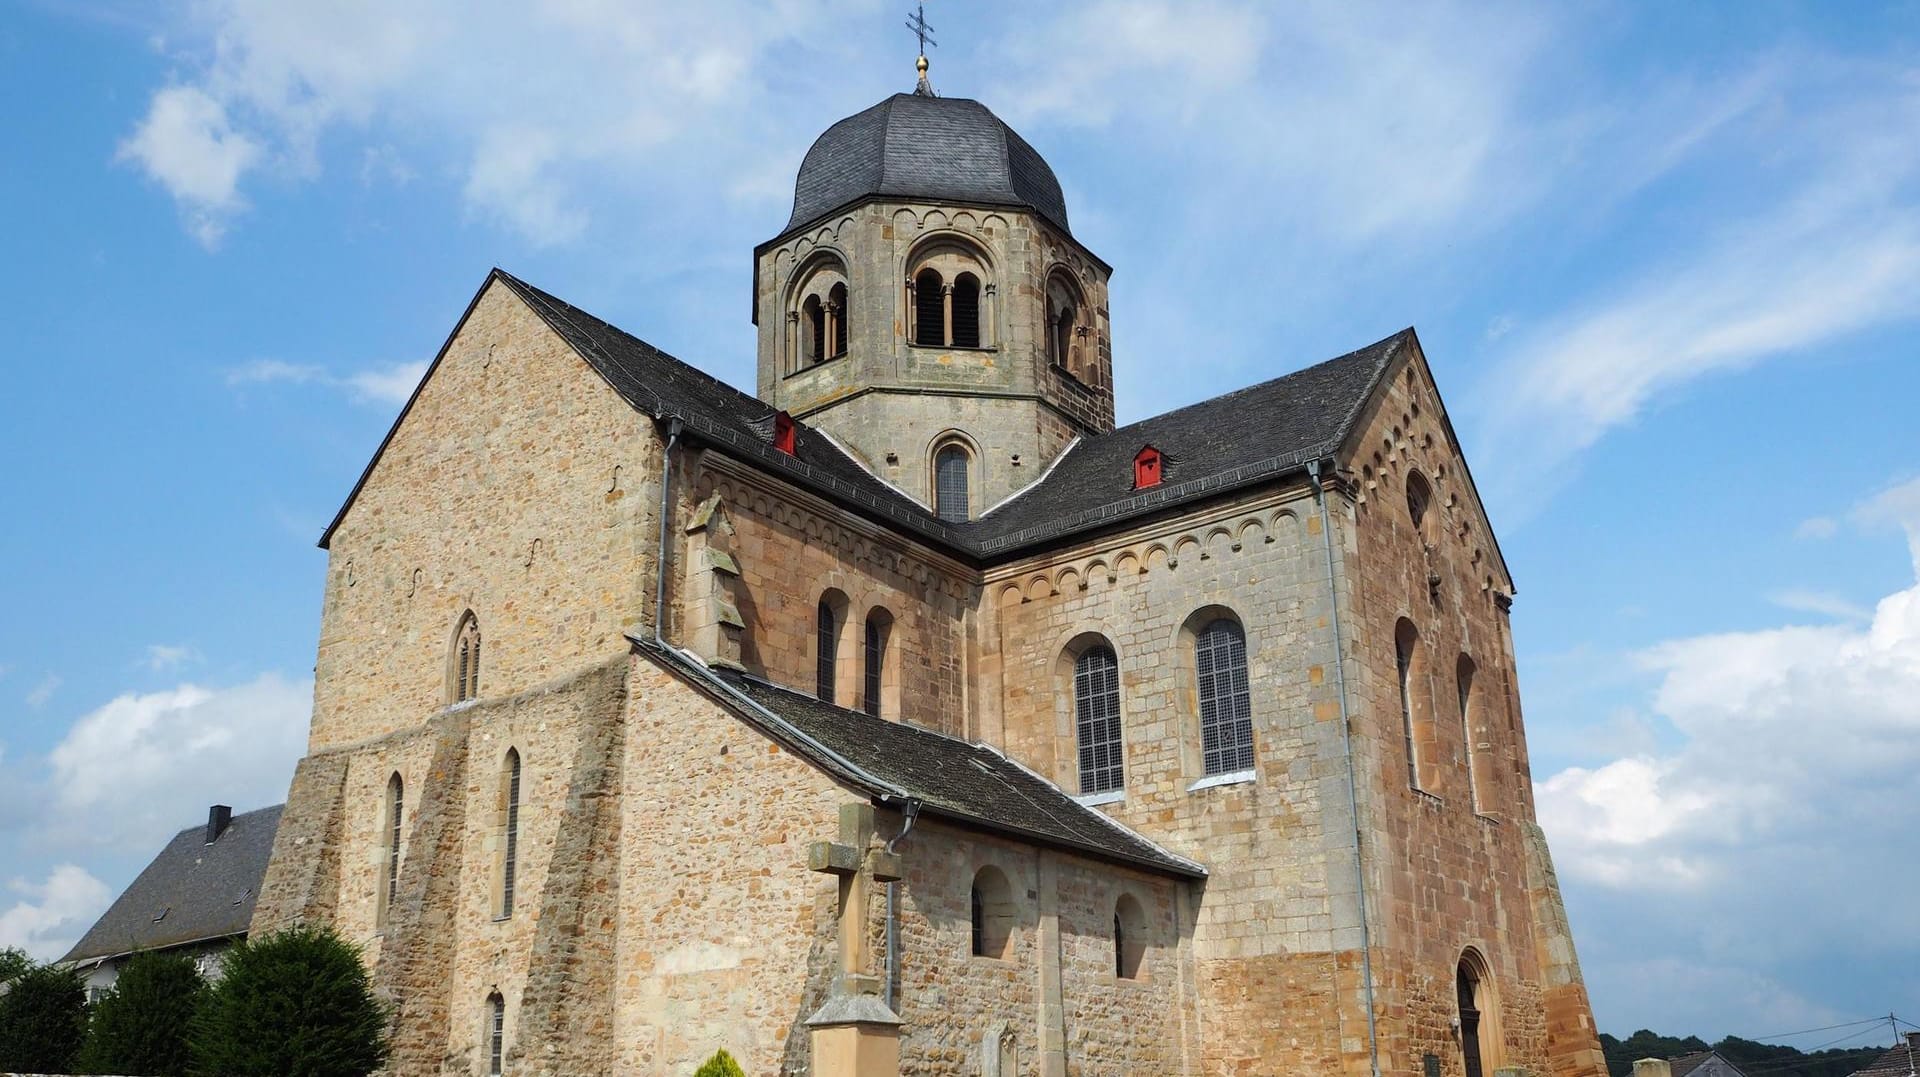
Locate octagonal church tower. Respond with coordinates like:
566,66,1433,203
754,70,1114,519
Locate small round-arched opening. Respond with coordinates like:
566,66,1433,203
802,294,826,365
951,272,982,348
970,865,1015,959
1046,270,1086,379
1113,893,1147,979
485,990,506,1076
1407,470,1433,539
815,589,850,704
933,441,972,522
913,268,946,346
828,281,849,357
861,607,896,718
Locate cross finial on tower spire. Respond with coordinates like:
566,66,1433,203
905,2,937,96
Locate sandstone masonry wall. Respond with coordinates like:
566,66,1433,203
313,280,660,749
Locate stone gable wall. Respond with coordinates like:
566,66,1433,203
313,280,660,749
688,458,972,735
1340,347,1605,1077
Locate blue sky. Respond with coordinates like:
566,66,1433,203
1,0,1916,1050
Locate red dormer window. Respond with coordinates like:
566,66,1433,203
1134,445,1162,489
773,411,796,455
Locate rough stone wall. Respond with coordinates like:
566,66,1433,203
688,454,972,734
250,752,349,933
1339,345,1605,1077
613,657,853,1075
980,490,1367,1073
313,278,660,749
754,201,1113,511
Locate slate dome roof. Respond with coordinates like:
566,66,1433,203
784,92,1070,237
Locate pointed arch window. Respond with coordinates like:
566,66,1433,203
487,991,505,1076
382,772,404,924
497,749,522,919
934,444,971,522
453,613,481,704
1196,619,1254,775
1074,645,1123,794
913,268,946,346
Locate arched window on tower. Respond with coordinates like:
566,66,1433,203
803,294,826,365
934,443,971,522
828,282,849,357
913,268,946,346
452,612,481,704
1074,645,1123,795
1046,271,1085,379
1195,618,1254,775
951,272,981,348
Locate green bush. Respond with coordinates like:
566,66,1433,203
0,960,87,1073
0,946,31,985
694,1047,747,1077
189,923,389,1077
77,949,207,1076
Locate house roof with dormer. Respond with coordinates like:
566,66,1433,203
62,805,282,965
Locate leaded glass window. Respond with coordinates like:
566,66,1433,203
1074,646,1123,794
935,446,969,522
1196,620,1254,775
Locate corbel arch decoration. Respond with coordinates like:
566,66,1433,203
784,250,852,373
905,233,995,349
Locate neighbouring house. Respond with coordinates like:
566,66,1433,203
1634,1051,1748,1077
1850,1033,1920,1076
249,54,1610,1077
62,804,282,1000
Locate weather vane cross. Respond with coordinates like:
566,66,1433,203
906,2,937,59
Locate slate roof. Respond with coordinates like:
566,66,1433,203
63,805,282,964
1668,1052,1714,1077
1851,1035,1920,1075
784,93,1071,239
636,639,1203,878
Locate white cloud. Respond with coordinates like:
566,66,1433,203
143,643,202,672
1538,475,1920,979
117,85,262,248
1794,515,1839,540
1767,588,1873,623
227,357,426,406
45,673,310,855
25,674,61,709
0,865,112,962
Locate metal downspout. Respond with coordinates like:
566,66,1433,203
1311,458,1382,1077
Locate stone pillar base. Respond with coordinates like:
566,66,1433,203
807,993,902,1077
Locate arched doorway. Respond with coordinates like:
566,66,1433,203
1457,956,1486,1077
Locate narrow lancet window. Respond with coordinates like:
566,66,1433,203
487,992,505,1076
383,773,404,922
1396,619,1423,788
453,613,481,704
863,614,885,718
816,598,839,704
499,749,521,918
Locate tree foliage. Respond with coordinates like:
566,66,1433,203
1601,1028,1895,1077
0,960,87,1074
77,949,207,1077
189,923,389,1077
0,946,32,985
694,1047,747,1077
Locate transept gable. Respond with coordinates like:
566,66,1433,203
1335,334,1516,597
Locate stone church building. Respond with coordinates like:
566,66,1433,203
252,71,1608,1077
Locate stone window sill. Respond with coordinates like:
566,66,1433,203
1187,769,1256,793
1074,789,1125,808
1474,811,1503,825
905,343,998,354
1411,787,1443,806
782,354,848,380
